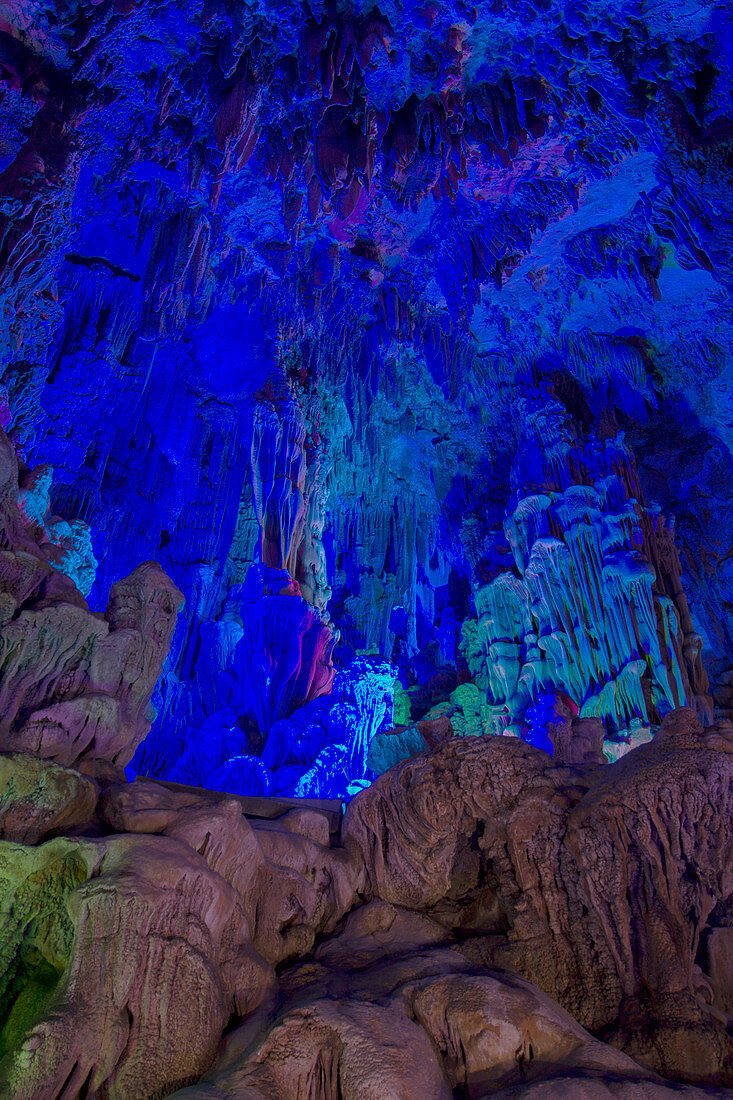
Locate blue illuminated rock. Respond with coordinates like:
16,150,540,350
368,724,429,775
210,754,272,796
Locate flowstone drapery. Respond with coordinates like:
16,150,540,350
462,396,712,750
129,384,396,799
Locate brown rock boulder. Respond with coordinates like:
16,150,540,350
0,563,182,770
704,926,733,1016
167,947,665,1100
313,900,452,970
101,779,361,967
0,752,97,842
0,831,266,1100
198,996,453,1099
99,776,225,834
483,1079,733,1098
564,707,733,1080
1,705,731,1098
343,710,733,1084
0,425,183,772
405,969,640,1095
0,567,181,774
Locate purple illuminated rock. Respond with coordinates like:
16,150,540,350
230,566,336,733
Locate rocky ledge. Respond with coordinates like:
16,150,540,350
0,704,731,1099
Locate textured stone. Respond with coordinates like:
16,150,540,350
101,777,360,967
167,949,673,1100
0,425,184,771
462,395,712,747
1,708,732,1097
0,833,265,1100
2,0,731,790
0,753,97,843
705,927,733,1016
0,3,732,1088
484,1080,733,1099
343,708,733,1083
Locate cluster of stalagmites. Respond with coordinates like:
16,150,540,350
0,428,732,1099
463,396,713,742
369,394,716,777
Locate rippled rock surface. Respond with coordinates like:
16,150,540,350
1,708,732,1097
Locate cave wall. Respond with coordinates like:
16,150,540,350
2,4,733,1095
0,0,732,792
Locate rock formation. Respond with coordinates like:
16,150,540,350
461,393,713,750
2,0,732,770
1,700,732,1097
0,0,733,1095
2,426,732,1096
0,427,183,776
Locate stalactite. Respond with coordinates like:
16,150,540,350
462,393,713,750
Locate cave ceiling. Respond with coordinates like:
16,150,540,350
1,0,732,692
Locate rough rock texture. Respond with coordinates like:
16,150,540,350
99,779,360,967
0,753,97,843
169,950,654,1100
132,643,393,800
1,706,732,1098
461,393,713,747
1,0,733,1094
2,420,731,1096
5,397,730,1097
344,707,733,1084
0,427,184,773
0,832,269,1100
